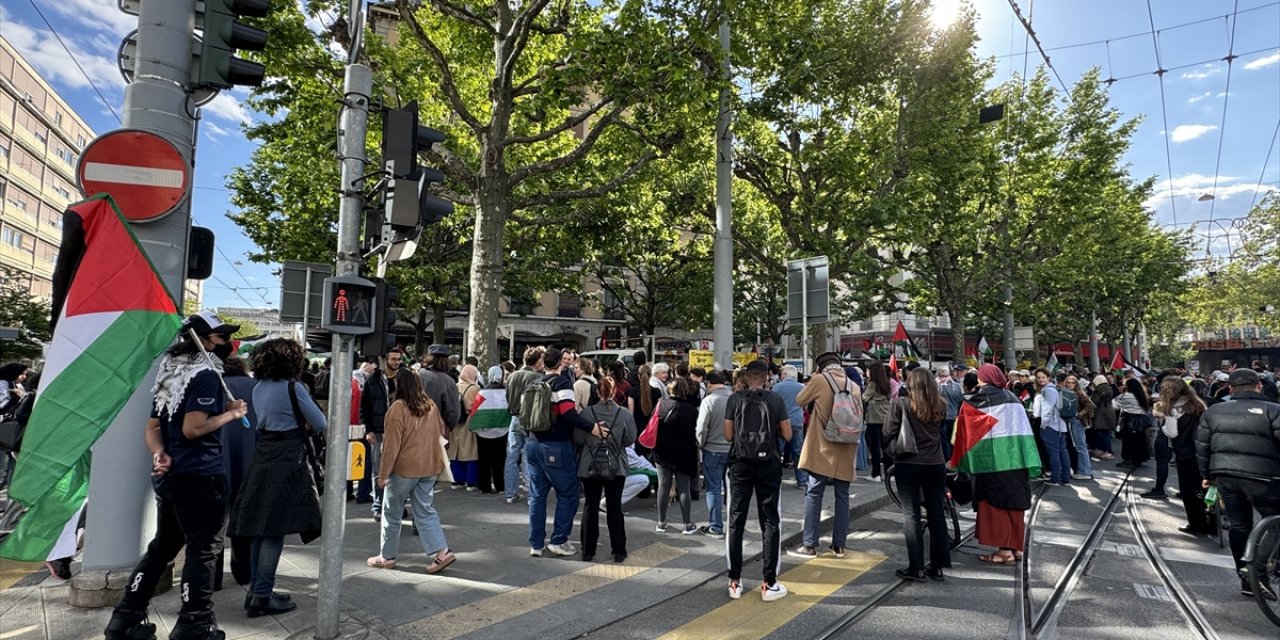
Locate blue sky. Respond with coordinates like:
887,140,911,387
2,0,1278,310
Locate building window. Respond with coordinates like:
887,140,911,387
508,289,535,316
0,139,9,159
52,186,70,200
558,292,581,318
601,287,625,321
55,147,74,164
76,135,86,150
2,227,26,249
54,112,63,126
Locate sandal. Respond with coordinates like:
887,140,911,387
425,550,455,574
979,553,1016,565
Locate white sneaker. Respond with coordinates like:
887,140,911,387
869,475,882,482
1072,473,1093,481
530,547,543,557
655,523,669,533
547,542,577,556
761,582,788,602
505,495,522,504
728,581,743,600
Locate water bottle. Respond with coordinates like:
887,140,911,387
1204,484,1219,507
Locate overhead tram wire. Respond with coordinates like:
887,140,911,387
1204,0,1244,258
1246,119,1280,215
1146,0,1179,228
1004,0,1071,94
991,1,1280,61
25,0,122,124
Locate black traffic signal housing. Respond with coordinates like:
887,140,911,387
381,101,454,234
195,0,270,89
187,226,215,280
358,278,400,356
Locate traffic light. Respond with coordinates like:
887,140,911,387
358,279,400,356
187,226,215,280
195,0,270,89
381,101,454,232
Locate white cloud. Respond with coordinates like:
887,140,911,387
0,10,125,95
1181,63,1221,80
46,0,139,39
1144,173,1276,211
203,122,232,140
1244,52,1280,71
1171,124,1217,143
202,93,251,125
1187,91,1212,104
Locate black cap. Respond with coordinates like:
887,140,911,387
814,351,842,369
705,370,727,385
183,312,239,337
427,344,450,356
1228,369,1260,387
744,359,769,374
951,362,970,371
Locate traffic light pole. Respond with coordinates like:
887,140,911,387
712,12,734,371
313,62,372,640
72,0,198,606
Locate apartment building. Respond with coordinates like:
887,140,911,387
0,36,91,300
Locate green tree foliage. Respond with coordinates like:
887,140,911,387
0,269,52,362
1182,193,1280,333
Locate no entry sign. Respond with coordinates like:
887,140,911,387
76,129,189,223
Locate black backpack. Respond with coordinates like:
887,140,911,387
731,390,777,462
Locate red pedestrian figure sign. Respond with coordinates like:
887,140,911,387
322,276,377,335
333,289,350,322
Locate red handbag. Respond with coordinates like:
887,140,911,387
638,399,666,449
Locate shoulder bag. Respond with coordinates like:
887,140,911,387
885,398,918,457
288,381,326,495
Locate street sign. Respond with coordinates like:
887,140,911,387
280,260,332,324
786,256,829,324
76,130,189,223
321,275,377,335
1014,326,1035,351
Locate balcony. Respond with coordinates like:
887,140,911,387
31,257,54,279
7,165,41,193
0,242,33,265
2,206,39,235
42,184,70,208
12,125,46,153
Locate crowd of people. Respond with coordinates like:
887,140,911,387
0,311,1267,640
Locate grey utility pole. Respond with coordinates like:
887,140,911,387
1002,283,1016,370
74,0,196,604
712,13,734,370
1089,311,1101,371
312,59,372,640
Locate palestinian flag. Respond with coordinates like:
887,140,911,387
977,336,993,361
467,388,511,432
949,386,1042,478
0,195,180,562
1109,350,1145,375
1046,351,1060,373
893,321,923,359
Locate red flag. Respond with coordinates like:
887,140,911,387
892,321,909,344
888,353,898,373
1109,350,1125,372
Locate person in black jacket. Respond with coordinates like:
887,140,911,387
1154,377,1212,535
358,349,402,517
652,378,701,534
1196,368,1280,597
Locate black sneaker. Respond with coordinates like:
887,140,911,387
1139,489,1167,500
246,594,297,618
104,610,156,640
169,617,226,640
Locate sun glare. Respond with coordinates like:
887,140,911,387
929,0,966,31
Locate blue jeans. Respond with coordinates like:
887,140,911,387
380,474,448,559
1067,417,1091,476
1042,428,1071,484
803,472,850,549
525,439,579,549
702,451,728,532
505,423,528,500
248,535,284,598
856,431,868,470
788,426,808,484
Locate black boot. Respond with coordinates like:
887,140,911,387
243,592,292,610
169,614,225,640
104,610,156,640
246,594,297,618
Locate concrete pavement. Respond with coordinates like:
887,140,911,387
0,473,892,640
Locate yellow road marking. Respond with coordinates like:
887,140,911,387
397,542,687,640
0,558,41,592
658,552,886,640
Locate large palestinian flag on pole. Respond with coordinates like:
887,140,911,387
0,195,180,562
949,386,1042,478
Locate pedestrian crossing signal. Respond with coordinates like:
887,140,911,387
322,275,377,335
348,440,365,481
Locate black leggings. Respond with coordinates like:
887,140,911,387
865,424,891,477
475,435,507,494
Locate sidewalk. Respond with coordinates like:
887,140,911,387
0,474,891,640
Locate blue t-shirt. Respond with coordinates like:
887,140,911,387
772,378,805,428
153,369,226,482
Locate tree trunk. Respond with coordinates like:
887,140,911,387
414,306,427,356
1073,340,1084,370
948,308,966,362
432,303,446,346
465,177,507,367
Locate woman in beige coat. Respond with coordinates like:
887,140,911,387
368,368,455,574
788,352,861,559
448,365,482,490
